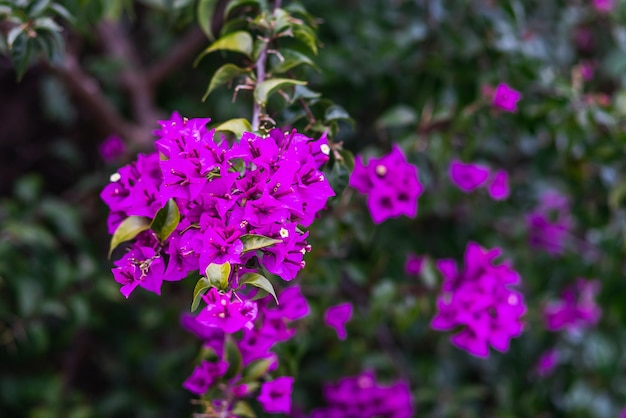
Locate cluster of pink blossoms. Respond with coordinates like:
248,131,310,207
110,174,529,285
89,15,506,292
349,145,423,224
101,113,335,297
543,278,601,333
449,160,509,200
182,286,309,415
431,242,526,358
304,371,413,418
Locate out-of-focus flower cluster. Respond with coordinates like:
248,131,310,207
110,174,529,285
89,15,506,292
543,278,601,333
526,190,573,256
449,160,510,200
307,371,413,418
431,242,526,358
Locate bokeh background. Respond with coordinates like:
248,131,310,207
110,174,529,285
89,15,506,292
2,0,626,417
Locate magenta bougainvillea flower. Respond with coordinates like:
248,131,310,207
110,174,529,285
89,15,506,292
404,253,424,276
182,360,228,395
257,376,295,414
431,242,526,358
349,145,423,224
535,348,559,377
492,82,522,112
487,169,510,200
543,278,601,332
449,160,490,192
98,134,126,162
593,0,614,12
324,302,353,340
310,370,413,418
527,190,573,256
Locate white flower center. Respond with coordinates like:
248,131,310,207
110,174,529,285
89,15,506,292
110,172,121,182
279,228,289,238
320,144,330,155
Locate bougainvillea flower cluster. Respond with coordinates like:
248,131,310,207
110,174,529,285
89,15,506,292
526,190,573,256
543,278,601,332
102,112,335,298
431,242,526,358
492,82,522,112
349,145,423,224
182,285,309,415
309,370,413,418
449,160,510,200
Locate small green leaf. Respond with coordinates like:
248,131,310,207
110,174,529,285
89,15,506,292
191,276,211,311
205,262,232,291
292,24,318,54
108,216,151,258
239,273,278,304
203,63,249,101
225,0,260,18
7,26,25,49
254,78,306,105
11,34,34,81
242,358,273,382
231,401,257,418
33,17,62,33
224,336,243,380
194,30,253,65
213,118,252,137
339,149,355,171
376,105,417,129
240,234,282,253
324,104,351,122
26,0,50,18
197,0,219,40
272,8,292,34
150,199,180,242
271,49,318,74
50,3,74,22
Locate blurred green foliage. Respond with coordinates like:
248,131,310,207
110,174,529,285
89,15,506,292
2,0,626,417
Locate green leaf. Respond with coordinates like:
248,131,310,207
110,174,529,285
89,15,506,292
242,358,273,382
205,262,231,291
150,199,180,242
240,234,282,253
33,17,62,33
376,105,417,129
202,63,248,101
339,148,355,171
239,273,278,304
272,8,292,34
225,0,260,18
271,48,318,74
213,118,252,137
11,35,35,81
231,401,257,418
108,216,151,258
50,3,74,22
324,104,351,122
35,28,64,64
254,78,306,105
7,26,25,49
292,23,318,54
26,0,50,18
194,30,253,65
197,0,219,40
191,276,211,311
224,336,243,380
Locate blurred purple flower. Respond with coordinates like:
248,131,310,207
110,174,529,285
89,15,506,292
404,253,424,276
99,135,126,162
182,360,228,395
324,302,353,340
492,83,522,112
487,169,510,200
527,190,573,256
544,278,601,332
257,376,294,414
593,0,614,12
580,62,594,81
449,160,491,192
535,348,559,377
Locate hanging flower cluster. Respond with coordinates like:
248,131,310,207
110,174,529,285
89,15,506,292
182,285,309,416
431,242,526,358
101,112,335,298
349,145,423,224
308,370,413,418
